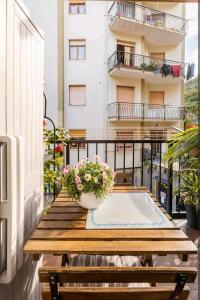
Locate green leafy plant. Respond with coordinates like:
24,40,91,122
147,62,158,71
164,127,199,163
63,156,115,200
43,126,70,191
174,168,199,207
44,156,64,192
43,127,70,144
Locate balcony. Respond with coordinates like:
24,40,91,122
108,51,185,84
108,1,187,46
108,102,185,121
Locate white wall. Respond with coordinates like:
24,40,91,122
0,0,44,298
64,1,108,138
23,0,58,125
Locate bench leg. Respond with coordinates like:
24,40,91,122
61,254,69,266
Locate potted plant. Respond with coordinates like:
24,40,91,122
63,156,115,209
164,128,199,229
174,166,200,229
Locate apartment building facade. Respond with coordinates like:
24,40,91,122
64,0,186,143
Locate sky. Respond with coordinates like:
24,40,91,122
185,3,198,76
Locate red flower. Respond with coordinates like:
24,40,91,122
186,124,194,129
43,119,47,127
55,144,63,153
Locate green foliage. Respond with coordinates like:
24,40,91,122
185,76,198,119
140,62,158,72
174,166,199,207
43,127,69,192
163,127,199,163
43,156,64,192
63,158,115,200
43,128,70,144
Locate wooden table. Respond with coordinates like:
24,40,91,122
24,187,197,263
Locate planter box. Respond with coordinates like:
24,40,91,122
186,205,200,230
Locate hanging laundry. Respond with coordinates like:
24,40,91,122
186,63,195,80
160,64,171,77
171,65,181,77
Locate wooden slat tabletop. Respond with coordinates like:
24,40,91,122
24,187,197,258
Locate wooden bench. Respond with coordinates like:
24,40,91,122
39,266,197,300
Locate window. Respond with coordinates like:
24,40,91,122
69,85,86,106
116,130,135,150
69,0,85,14
150,130,166,155
69,129,86,149
69,40,86,60
149,92,164,105
117,86,134,103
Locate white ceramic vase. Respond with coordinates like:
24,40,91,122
78,193,104,209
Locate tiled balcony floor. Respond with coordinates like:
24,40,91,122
43,220,199,300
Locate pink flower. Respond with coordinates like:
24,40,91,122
63,166,70,175
43,119,47,127
112,171,116,179
75,175,81,184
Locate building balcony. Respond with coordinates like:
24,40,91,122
108,1,187,46
108,102,186,121
108,51,185,84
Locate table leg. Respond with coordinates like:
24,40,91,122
140,255,156,287
61,254,69,266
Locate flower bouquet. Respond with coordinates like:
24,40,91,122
63,156,115,209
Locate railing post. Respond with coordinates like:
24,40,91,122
164,105,166,120
143,103,145,120
166,157,173,216
65,142,70,165
117,103,121,120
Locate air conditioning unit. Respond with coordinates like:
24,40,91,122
0,136,24,284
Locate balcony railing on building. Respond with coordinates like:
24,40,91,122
108,1,187,35
108,102,186,121
108,51,185,79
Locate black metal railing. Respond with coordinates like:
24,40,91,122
108,1,187,34
108,50,185,77
108,102,186,120
46,139,185,218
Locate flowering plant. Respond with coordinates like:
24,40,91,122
63,156,115,200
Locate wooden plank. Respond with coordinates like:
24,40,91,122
42,213,87,221
48,207,81,213
48,206,85,212
54,198,75,202
52,202,82,208
31,229,188,241
24,240,197,255
39,266,197,283
41,287,190,300
37,220,86,229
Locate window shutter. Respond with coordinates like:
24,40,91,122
69,86,86,105
117,86,134,103
69,130,86,138
69,0,85,4
149,92,164,105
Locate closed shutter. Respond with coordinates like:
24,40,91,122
150,53,165,59
149,92,164,105
117,86,134,103
69,129,86,138
69,0,85,3
69,86,86,105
